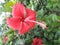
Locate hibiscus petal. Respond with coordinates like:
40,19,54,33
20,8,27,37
12,2,26,18
25,16,36,28
18,22,31,34
25,8,36,28
26,8,36,18
6,18,21,30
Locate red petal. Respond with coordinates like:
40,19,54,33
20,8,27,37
3,35,8,43
6,18,21,30
12,2,26,18
25,8,36,28
26,8,36,18
18,22,31,34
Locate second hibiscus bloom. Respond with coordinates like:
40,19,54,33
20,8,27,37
32,37,43,45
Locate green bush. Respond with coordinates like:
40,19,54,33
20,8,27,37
0,0,60,45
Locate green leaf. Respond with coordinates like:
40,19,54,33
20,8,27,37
58,38,60,43
3,0,17,12
1,7,12,12
0,37,3,45
37,8,44,20
57,16,60,20
46,3,52,8
4,2,14,7
4,0,16,7
48,14,58,22
37,8,44,16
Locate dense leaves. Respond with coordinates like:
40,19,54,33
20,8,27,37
0,0,60,45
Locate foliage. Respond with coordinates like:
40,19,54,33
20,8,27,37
0,0,60,45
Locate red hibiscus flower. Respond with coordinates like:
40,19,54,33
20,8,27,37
6,2,47,34
32,38,43,45
3,35,8,43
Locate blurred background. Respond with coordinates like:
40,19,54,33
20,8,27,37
0,0,60,45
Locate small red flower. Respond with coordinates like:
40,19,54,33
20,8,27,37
6,2,47,34
32,38,43,45
3,35,8,43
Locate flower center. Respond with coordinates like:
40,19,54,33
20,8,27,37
20,17,25,22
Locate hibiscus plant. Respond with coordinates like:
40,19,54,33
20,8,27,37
0,0,60,45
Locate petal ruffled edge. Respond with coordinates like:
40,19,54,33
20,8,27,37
12,2,26,18
6,18,21,30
